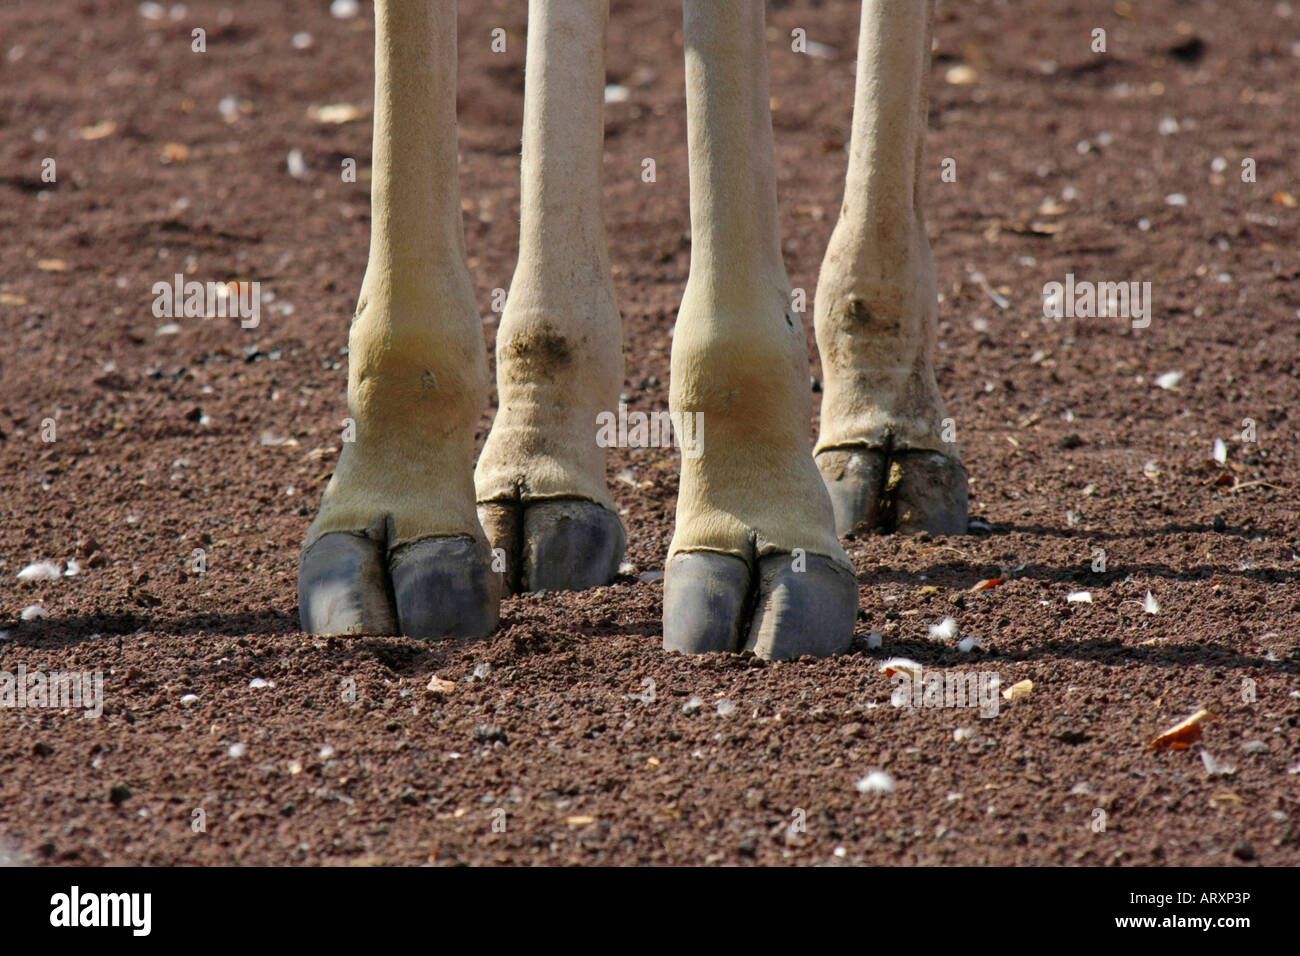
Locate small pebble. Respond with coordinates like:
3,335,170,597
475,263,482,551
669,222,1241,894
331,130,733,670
1155,373,1186,396
472,725,508,744
17,561,61,582
854,770,896,795
1201,750,1235,776
929,617,959,641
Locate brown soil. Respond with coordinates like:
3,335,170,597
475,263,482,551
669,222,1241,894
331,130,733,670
1,0,1298,866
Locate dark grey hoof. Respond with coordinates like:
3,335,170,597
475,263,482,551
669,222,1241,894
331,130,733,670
298,531,397,636
817,447,888,536
298,531,500,640
891,450,969,535
816,445,969,536
478,497,625,594
663,550,857,660
663,551,751,654
389,535,501,639
745,553,858,660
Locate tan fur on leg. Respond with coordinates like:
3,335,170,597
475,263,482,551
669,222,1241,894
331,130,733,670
475,0,622,514
669,0,847,571
305,0,488,553
814,0,955,460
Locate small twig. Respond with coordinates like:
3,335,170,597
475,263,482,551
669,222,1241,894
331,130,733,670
916,545,973,559
1225,479,1286,494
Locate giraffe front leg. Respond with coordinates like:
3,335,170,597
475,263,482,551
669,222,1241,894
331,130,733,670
298,0,500,639
663,0,857,660
474,0,626,594
814,0,968,537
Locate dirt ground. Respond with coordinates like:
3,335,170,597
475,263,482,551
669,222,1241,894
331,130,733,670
0,0,1297,867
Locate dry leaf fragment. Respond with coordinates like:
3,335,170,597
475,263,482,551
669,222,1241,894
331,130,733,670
425,676,455,695
1147,708,1215,750
1002,679,1033,702
945,64,978,85
310,103,364,124
879,657,922,679
160,142,191,163
78,120,118,140
987,218,1062,238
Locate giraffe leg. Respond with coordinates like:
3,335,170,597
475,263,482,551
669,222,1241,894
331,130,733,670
814,0,968,537
474,0,626,594
298,0,500,639
663,0,857,660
